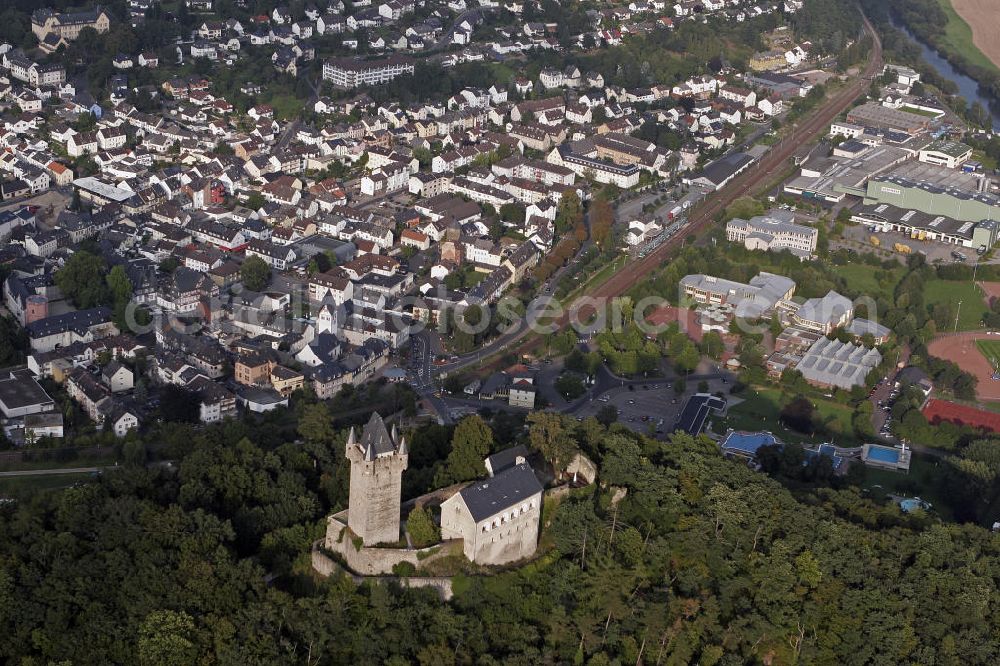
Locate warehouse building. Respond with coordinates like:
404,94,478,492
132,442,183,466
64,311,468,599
862,162,1000,224
852,202,999,251
846,103,931,134
917,140,973,170
0,370,56,418
783,144,910,203
688,152,755,191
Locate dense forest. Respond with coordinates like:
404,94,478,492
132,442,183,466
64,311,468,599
4,408,1000,664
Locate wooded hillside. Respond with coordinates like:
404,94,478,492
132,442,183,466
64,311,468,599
2,414,999,664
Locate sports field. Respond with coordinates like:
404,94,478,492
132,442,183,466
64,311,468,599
924,280,986,331
975,339,1000,370
928,332,1000,400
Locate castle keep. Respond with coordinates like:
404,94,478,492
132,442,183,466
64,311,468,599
346,412,408,545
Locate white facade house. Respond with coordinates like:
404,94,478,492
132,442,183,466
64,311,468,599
322,56,415,88
439,462,543,565
726,210,818,258
245,239,297,271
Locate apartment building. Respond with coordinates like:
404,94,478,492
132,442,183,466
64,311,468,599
322,56,415,88
726,210,818,258
32,6,111,44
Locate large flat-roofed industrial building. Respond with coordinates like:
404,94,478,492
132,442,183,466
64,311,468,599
918,140,973,170
0,370,56,418
852,202,999,250
846,103,931,134
783,144,910,203
862,162,1000,224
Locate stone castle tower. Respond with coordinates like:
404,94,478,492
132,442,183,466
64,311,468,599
346,412,408,545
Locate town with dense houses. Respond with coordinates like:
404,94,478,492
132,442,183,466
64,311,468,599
0,0,829,444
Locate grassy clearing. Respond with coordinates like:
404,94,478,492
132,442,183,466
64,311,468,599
937,0,1000,74
900,105,944,118
973,149,999,172
0,451,116,473
718,387,860,447
832,263,903,301
567,258,621,300
924,279,987,331
0,472,97,496
976,339,1000,370
267,94,305,121
463,270,487,287
858,454,953,521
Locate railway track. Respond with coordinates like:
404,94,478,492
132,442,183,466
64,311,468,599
445,12,884,368
578,12,884,307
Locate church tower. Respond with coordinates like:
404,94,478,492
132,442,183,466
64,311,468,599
316,296,340,336
346,412,408,545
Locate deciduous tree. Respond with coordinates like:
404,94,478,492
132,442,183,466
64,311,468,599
56,251,109,309
437,415,492,485
241,255,271,291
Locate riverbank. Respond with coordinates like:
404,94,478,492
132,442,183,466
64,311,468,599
947,0,1000,72
884,6,1000,130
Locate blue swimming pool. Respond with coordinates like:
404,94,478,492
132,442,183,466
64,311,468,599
722,432,777,456
866,446,900,464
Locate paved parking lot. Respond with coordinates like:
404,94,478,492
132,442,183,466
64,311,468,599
574,377,732,437
1,189,72,228
614,185,709,224
840,224,983,264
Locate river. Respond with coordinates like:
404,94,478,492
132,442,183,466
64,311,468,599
890,16,1000,131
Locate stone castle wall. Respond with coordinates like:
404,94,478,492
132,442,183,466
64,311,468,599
323,512,457,576
311,544,454,601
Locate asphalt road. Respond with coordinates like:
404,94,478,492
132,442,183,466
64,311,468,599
276,119,301,149
409,333,433,390
511,10,884,354
0,467,101,477
417,12,883,377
